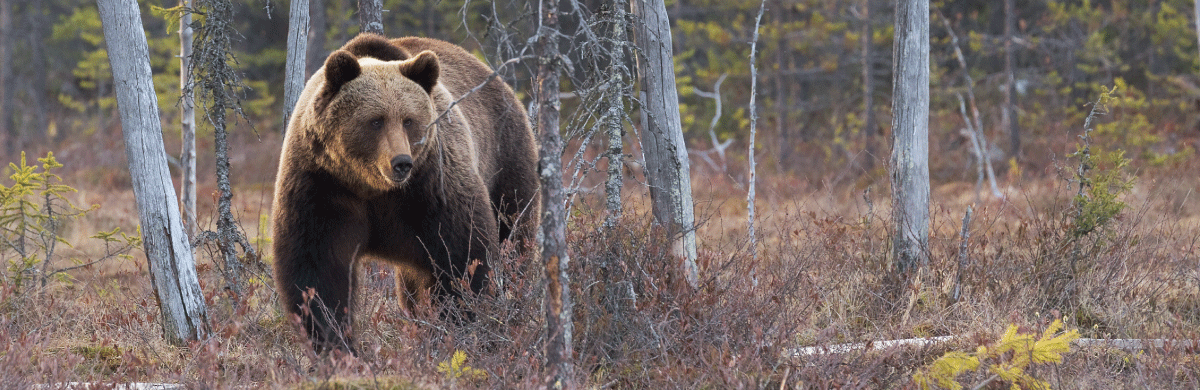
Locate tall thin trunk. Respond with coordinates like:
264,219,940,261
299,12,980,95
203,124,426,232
26,0,47,144
180,0,198,240
747,0,766,262
306,0,326,76
890,0,930,274
192,0,248,297
1194,0,1200,61
1,0,15,155
604,0,629,229
631,0,699,288
536,0,573,387
1002,0,1019,159
861,0,876,170
358,0,383,35
284,0,310,128
98,0,210,346
774,3,787,168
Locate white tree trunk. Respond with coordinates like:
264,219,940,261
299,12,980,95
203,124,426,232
283,0,310,127
747,0,766,263
98,0,210,346
631,0,698,288
1195,0,1200,60
180,0,197,240
357,0,383,35
1002,0,1020,158
536,0,572,386
889,0,930,274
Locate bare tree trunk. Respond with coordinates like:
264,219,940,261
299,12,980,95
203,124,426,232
357,0,383,35
25,0,47,144
180,0,198,240
283,0,310,127
1195,0,1200,60
747,0,766,262
98,0,210,346
1002,0,1019,159
631,0,699,288
890,0,930,274
192,0,252,297
1,0,15,155
604,0,629,229
938,12,1003,200
536,0,573,387
860,0,877,170
307,0,327,76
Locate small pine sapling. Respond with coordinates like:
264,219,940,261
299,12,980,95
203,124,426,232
913,320,1080,390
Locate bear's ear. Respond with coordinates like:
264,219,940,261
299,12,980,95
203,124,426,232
316,50,361,113
399,51,439,94
341,33,408,61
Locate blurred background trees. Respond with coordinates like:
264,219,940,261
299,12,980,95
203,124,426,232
0,0,1196,188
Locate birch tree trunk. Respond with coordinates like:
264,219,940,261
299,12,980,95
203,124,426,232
1195,0,1200,60
283,0,309,127
747,0,766,262
357,0,383,35
860,0,877,170
1,0,14,154
889,0,930,274
306,0,327,76
604,0,629,229
98,0,210,346
26,1,48,143
631,0,699,288
1002,0,1020,159
536,0,573,386
180,0,197,240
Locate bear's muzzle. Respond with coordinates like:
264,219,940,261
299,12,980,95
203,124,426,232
391,154,414,179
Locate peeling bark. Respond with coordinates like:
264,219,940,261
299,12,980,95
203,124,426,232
889,0,930,274
98,0,210,345
631,0,699,288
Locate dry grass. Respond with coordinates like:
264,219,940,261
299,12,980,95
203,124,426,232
0,127,1197,389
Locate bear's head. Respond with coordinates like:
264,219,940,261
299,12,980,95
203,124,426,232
305,46,442,197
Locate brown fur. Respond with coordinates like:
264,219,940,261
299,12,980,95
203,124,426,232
272,33,540,352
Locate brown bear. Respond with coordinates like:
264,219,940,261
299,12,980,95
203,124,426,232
272,33,540,352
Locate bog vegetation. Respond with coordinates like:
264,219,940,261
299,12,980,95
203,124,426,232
0,0,1198,388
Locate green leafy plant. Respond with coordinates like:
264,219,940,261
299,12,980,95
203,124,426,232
436,350,487,383
0,152,139,293
914,320,1081,390
1068,87,1135,267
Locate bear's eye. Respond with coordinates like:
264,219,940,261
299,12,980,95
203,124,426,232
368,118,385,130
402,118,415,128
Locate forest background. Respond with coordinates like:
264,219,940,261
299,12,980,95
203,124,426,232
0,0,1198,388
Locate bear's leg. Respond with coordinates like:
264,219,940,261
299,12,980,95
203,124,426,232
394,264,435,314
419,195,499,321
274,190,369,354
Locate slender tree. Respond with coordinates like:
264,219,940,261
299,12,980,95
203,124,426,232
747,0,766,262
358,0,383,35
1194,0,1200,60
860,0,877,169
283,0,310,127
604,0,630,229
306,0,327,76
1002,0,1020,159
1,0,14,154
630,0,699,288
890,0,930,274
97,0,210,346
536,0,572,386
191,0,254,296
25,0,48,144
180,0,198,240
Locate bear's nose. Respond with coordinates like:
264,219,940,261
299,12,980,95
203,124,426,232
391,155,413,177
